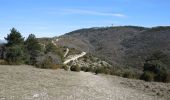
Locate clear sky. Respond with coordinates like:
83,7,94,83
0,0,170,39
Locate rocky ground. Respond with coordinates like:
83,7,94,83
0,65,169,100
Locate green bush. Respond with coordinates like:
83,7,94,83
81,66,88,72
95,67,111,75
6,45,24,65
110,69,123,76
165,74,170,83
154,70,168,82
45,42,64,61
0,60,8,65
141,60,169,82
123,71,136,79
62,65,69,71
81,66,95,72
70,65,80,72
140,71,155,82
36,56,54,69
87,67,96,73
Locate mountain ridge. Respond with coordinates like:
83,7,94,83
54,26,170,72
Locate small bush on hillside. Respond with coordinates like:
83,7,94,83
81,66,95,72
45,43,64,61
36,56,54,69
110,69,123,77
165,74,170,83
52,64,63,69
87,67,96,73
62,65,69,71
81,66,88,72
0,60,8,65
95,67,111,75
141,51,169,83
154,70,168,82
140,71,155,82
123,71,136,79
121,69,141,79
70,65,80,72
141,60,169,82
6,45,24,65
45,42,58,54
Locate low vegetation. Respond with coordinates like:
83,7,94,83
0,27,169,83
140,51,170,82
61,64,69,71
140,61,169,82
70,65,81,72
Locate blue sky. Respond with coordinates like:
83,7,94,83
0,0,170,39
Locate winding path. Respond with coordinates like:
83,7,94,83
63,52,86,64
64,48,69,58
51,39,86,65
51,40,56,46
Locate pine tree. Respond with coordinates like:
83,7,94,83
4,28,25,64
25,34,42,65
5,28,24,46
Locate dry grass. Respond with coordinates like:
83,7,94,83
0,65,169,100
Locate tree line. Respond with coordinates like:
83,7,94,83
2,28,63,68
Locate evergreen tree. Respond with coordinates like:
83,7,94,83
45,42,58,53
25,34,42,65
141,51,169,82
6,45,24,64
4,28,25,64
5,28,24,46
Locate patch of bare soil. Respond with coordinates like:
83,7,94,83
0,65,169,100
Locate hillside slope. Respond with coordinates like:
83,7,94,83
0,65,169,100
55,26,170,71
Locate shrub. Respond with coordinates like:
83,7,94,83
0,60,8,65
154,70,168,82
5,45,24,65
36,56,54,69
165,74,170,83
87,67,96,73
51,64,62,69
123,71,136,79
81,66,88,72
70,65,80,72
45,42,58,53
141,60,169,82
45,43,64,61
140,71,155,82
81,66,95,72
95,67,111,75
62,65,69,71
110,69,123,76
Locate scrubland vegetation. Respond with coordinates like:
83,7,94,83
0,27,169,83
1,28,64,69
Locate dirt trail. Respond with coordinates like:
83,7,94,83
51,40,56,46
0,65,168,100
63,52,86,64
64,48,69,58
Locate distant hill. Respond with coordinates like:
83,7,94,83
54,26,170,72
